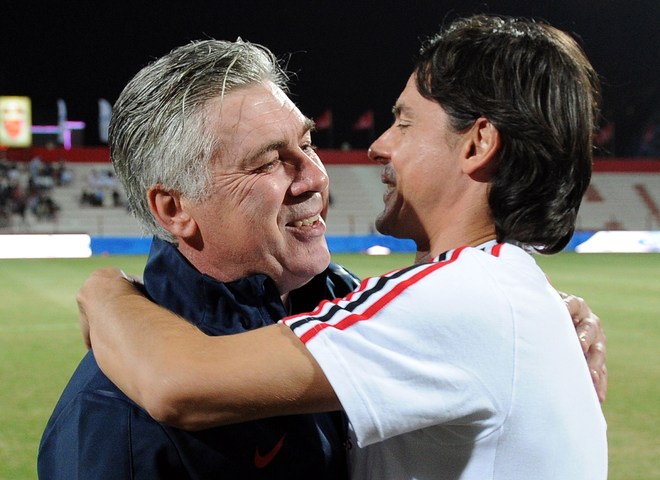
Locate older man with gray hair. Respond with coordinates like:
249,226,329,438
38,39,358,480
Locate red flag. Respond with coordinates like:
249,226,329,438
641,123,655,146
314,110,333,131
352,110,374,131
594,121,614,147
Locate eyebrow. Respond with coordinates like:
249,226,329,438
392,104,413,118
243,117,315,166
304,116,318,132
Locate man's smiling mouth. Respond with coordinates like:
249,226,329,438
289,213,321,227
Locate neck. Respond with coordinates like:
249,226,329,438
426,200,496,259
178,241,300,307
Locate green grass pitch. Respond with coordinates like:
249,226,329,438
1,252,658,479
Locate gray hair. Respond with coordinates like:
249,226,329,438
109,39,289,242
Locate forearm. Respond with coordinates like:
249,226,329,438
83,282,199,420
78,269,340,429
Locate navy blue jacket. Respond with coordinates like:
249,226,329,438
38,237,360,479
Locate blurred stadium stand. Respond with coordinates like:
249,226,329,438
1,148,659,238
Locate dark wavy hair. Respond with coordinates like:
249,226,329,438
415,15,601,253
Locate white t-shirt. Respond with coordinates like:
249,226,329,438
283,242,607,479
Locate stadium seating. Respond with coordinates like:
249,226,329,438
325,165,384,235
2,162,659,237
3,162,142,236
578,173,660,231
326,166,660,235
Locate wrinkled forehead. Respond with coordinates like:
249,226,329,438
213,80,302,129
207,80,311,164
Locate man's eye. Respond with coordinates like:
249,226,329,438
254,159,280,173
396,122,410,130
302,143,318,153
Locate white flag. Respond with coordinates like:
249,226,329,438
98,98,112,143
57,99,67,144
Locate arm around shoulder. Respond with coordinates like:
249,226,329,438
137,323,342,430
78,269,340,430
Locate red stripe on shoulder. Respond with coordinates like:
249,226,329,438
298,246,468,343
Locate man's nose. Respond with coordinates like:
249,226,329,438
290,153,329,196
368,131,391,165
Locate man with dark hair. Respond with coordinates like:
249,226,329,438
411,14,598,256
77,15,607,479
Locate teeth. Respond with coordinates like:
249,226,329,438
292,214,320,227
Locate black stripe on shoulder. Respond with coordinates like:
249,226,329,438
289,262,429,329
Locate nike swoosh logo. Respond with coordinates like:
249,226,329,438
254,433,287,469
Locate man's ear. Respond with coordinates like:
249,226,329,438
461,117,500,179
147,185,198,239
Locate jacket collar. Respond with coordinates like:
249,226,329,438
143,237,288,335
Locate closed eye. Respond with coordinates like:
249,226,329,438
252,158,282,174
301,143,318,154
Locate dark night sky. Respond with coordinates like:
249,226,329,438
2,0,659,153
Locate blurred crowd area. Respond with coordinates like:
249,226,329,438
0,154,122,230
0,156,65,228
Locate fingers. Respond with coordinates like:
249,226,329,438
561,292,608,404
77,267,135,350
591,363,608,404
576,311,602,355
562,294,598,351
78,302,92,351
583,327,607,403
581,329,609,403
561,293,589,326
